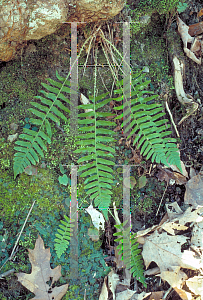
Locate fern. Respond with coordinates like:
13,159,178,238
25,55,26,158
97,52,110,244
73,92,117,220
54,215,74,259
113,220,146,287
113,71,182,171
13,70,76,179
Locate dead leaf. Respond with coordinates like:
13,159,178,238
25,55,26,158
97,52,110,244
191,221,203,249
177,17,201,64
165,202,183,220
124,176,136,189
190,167,197,178
157,165,187,185
186,276,203,298
167,160,188,178
197,9,203,18
161,220,188,235
189,20,203,36
177,17,194,46
129,149,142,164
10,122,18,132
184,173,203,208
7,133,18,142
159,267,188,289
15,235,68,300
24,165,38,176
173,287,193,300
85,204,105,231
142,230,203,272
116,288,136,300
147,291,164,300
88,227,99,241
108,270,120,300
139,175,147,189
99,276,109,300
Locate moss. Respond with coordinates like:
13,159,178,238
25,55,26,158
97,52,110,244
127,0,179,35
0,167,64,224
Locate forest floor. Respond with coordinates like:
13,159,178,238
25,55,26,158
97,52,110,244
0,1,203,300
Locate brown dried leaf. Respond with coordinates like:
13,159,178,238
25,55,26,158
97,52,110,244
129,149,142,164
184,173,203,208
15,235,68,300
157,165,187,185
147,291,164,300
142,230,203,272
189,20,203,36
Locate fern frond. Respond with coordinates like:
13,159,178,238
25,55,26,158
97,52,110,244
113,221,146,287
54,215,74,259
114,71,182,171
13,71,74,179
74,92,117,219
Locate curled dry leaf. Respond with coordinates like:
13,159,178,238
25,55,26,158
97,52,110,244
177,17,201,64
15,235,68,300
156,165,187,185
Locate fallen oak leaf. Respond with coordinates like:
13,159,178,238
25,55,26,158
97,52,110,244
15,235,68,300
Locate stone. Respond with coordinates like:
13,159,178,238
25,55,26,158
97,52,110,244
0,0,125,62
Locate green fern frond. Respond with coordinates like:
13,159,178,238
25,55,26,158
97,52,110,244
114,71,182,171
113,220,146,287
13,70,75,179
54,215,74,259
74,92,117,219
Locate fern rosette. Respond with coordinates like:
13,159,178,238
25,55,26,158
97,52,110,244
74,92,117,219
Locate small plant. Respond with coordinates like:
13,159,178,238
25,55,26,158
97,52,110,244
177,1,188,13
54,215,74,259
58,164,71,186
113,220,146,287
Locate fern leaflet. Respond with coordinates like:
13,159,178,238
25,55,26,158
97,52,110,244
54,215,74,259
113,220,146,287
114,71,182,171
74,92,117,219
13,71,75,179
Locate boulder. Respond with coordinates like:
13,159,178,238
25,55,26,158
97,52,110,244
0,0,125,62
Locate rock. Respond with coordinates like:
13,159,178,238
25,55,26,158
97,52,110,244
0,0,125,62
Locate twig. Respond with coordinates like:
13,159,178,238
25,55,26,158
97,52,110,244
0,200,36,272
163,286,173,300
10,200,36,260
164,95,180,138
156,182,168,217
0,268,15,279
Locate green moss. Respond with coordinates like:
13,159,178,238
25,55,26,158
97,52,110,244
0,59,41,106
0,168,64,224
127,0,179,35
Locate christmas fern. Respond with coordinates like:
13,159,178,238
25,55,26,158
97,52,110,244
113,220,146,287
74,92,117,220
13,70,76,179
54,215,74,259
114,71,182,171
